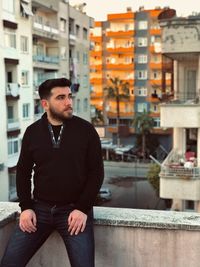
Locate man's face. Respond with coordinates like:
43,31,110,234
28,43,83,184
42,86,73,122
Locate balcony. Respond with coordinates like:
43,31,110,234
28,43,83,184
106,63,134,70
7,118,20,131
33,18,59,41
5,83,20,99
150,62,162,69
149,28,161,35
106,47,134,53
2,203,200,267
33,55,59,70
69,33,76,45
160,92,200,128
160,149,200,201
160,18,200,54
106,30,134,38
108,12,135,20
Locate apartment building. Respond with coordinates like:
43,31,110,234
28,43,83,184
0,0,93,201
90,7,173,148
159,12,200,212
0,0,34,201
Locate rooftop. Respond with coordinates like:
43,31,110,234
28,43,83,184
1,202,200,266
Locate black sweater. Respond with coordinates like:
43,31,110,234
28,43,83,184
16,113,104,213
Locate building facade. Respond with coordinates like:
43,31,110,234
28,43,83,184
0,0,93,202
90,7,173,148
159,13,200,212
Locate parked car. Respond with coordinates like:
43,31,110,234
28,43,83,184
95,187,112,204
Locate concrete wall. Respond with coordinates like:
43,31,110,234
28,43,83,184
160,19,200,54
2,203,200,267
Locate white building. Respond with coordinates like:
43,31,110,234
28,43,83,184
159,13,200,212
0,0,93,202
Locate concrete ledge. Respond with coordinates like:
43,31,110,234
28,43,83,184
1,202,200,231
2,203,200,267
94,206,200,230
0,202,20,228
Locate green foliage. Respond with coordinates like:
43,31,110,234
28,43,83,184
91,108,104,125
147,164,161,196
132,111,155,159
132,110,154,134
104,77,130,100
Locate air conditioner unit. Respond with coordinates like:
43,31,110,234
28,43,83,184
0,163,4,171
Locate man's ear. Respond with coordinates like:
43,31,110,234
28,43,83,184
41,99,48,111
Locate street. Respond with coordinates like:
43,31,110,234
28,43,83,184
98,162,166,210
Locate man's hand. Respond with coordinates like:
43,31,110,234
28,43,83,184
19,209,37,233
68,209,87,235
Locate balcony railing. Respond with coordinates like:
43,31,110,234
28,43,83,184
160,149,200,180
33,17,59,35
6,83,20,97
163,92,200,104
7,118,20,131
33,55,59,64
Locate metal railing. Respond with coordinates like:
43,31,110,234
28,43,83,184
160,149,200,180
163,92,200,104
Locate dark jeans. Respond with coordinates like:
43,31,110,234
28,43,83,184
0,201,95,267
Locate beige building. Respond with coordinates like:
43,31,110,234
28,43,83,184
0,0,93,202
159,13,200,212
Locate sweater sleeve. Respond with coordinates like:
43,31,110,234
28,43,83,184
74,126,104,214
16,127,34,211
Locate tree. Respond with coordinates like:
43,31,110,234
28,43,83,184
133,111,154,159
104,77,130,146
91,107,104,125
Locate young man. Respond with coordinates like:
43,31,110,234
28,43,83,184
1,78,104,267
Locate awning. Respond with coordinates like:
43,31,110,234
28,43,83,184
21,2,33,16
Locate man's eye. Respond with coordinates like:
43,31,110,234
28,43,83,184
57,96,65,100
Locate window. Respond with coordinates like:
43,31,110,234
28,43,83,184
83,53,88,65
69,18,75,34
83,98,88,112
137,103,147,113
152,104,159,113
61,46,67,60
21,71,29,85
83,28,88,40
76,25,80,37
135,88,147,96
124,24,129,31
22,103,30,118
77,99,80,113
138,21,148,30
20,36,28,53
83,75,88,87
60,18,66,32
8,137,19,155
5,29,16,48
137,70,147,80
138,54,148,64
184,200,195,211
3,0,14,13
7,106,14,119
76,51,80,63
138,37,147,47
153,118,160,127
9,171,17,200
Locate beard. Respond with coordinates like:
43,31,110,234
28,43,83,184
49,105,73,122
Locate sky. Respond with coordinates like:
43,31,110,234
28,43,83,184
69,0,200,21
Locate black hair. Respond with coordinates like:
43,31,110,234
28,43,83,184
38,78,71,100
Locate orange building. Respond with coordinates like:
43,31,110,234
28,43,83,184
90,7,173,148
